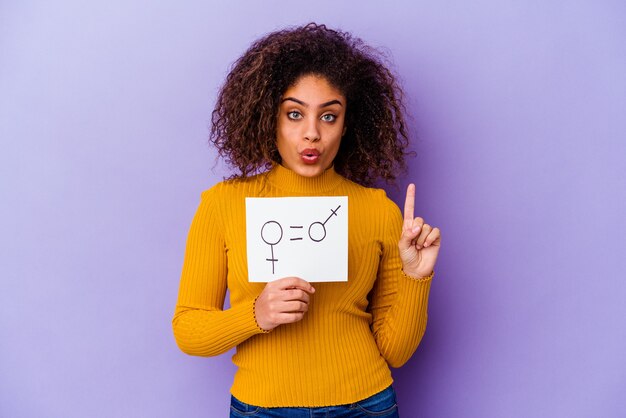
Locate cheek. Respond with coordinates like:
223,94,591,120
276,121,297,143
275,125,296,161
327,135,343,160
275,135,288,159
330,125,345,150
275,123,288,149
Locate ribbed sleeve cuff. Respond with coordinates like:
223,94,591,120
228,298,272,338
252,296,272,334
397,270,433,303
401,270,435,282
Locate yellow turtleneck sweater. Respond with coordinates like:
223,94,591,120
172,164,433,407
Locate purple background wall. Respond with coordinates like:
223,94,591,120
1,1,625,417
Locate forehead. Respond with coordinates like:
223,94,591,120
281,75,345,104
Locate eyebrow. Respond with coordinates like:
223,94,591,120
281,97,343,108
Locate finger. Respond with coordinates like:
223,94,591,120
398,226,419,250
274,277,315,293
399,217,424,250
423,227,441,247
284,288,310,303
411,217,424,233
415,224,433,247
278,300,309,313
403,184,415,227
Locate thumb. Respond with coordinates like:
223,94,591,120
398,225,421,250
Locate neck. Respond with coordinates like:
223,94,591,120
265,163,343,194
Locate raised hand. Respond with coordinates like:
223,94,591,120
254,277,316,331
398,184,441,278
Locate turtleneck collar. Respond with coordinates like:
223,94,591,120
265,163,344,194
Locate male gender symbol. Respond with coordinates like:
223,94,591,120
308,205,341,242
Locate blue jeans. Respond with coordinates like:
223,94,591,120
229,385,399,417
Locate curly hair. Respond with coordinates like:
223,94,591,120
210,23,411,186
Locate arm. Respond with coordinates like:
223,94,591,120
172,186,267,357
368,197,434,368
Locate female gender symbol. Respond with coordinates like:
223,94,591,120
261,221,283,274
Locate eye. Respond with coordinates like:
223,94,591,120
321,114,336,122
287,111,302,120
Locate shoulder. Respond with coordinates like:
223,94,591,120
341,178,400,214
200,173,267,201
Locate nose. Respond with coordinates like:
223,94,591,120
304,118,320,142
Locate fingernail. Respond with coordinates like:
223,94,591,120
412,226,421,233
310,287,315,293
424,242,429,247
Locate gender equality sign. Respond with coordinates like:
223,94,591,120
245,196,348,282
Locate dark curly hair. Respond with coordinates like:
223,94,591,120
210,23,410,186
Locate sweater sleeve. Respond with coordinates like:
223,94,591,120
368,196,434,368
172,186,267,357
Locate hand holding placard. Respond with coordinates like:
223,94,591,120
254,277,316,331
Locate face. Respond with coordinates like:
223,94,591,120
276,74,346,177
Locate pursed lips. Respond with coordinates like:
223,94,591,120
300,148,321,164
300,148,321,157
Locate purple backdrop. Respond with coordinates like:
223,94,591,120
1,1,625,417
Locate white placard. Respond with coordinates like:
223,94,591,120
245,196,348,282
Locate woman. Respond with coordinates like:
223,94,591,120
172,23,441,417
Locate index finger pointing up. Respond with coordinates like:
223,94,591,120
404,183,415,225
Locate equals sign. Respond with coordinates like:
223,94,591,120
289,225,303,240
